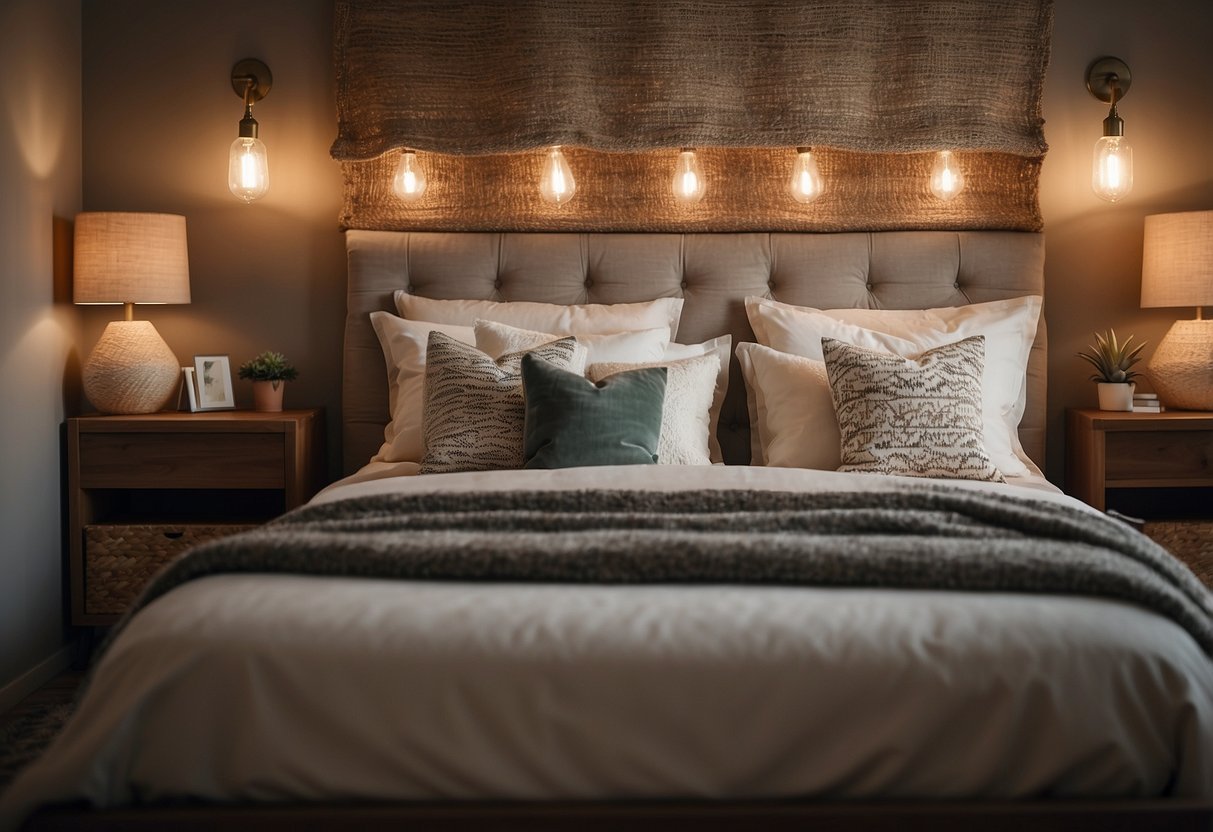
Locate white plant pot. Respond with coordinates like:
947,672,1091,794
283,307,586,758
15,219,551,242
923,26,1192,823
1097,382,1135,412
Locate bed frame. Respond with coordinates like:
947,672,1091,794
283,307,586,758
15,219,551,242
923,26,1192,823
30,231,1213,831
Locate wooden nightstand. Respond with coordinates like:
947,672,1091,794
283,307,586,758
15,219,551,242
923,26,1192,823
1067,408,1213,586
67,409,325,626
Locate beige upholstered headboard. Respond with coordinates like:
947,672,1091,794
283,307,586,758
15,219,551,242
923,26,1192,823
343,231,1046,476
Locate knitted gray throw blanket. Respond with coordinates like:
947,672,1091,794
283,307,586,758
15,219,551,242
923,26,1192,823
119,486,1213,656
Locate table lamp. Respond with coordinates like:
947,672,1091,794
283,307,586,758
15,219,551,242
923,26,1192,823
74,212,191,414
1141,210,1213,411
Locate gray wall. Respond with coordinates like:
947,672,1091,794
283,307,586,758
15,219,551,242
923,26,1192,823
0,0,82,703
5,0,1212,694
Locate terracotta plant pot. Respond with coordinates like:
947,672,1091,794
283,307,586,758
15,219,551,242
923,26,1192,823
1096,382,1134,412
252,380,286,412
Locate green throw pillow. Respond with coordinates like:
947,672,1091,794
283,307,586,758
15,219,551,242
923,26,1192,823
521,354,667,469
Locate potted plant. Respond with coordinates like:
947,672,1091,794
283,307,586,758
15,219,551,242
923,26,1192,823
1077,329,1146,412
238,351,299,412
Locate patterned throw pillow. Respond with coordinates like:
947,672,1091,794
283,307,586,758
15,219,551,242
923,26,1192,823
821,336,1005,482
420,332,582,474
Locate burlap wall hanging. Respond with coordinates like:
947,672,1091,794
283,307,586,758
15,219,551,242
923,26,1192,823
331,0,1052,232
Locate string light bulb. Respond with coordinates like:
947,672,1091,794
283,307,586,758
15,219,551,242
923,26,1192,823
929,150,964,201
539,146,576,205
789,147,824,203
672,149,706,205
392,150,427,202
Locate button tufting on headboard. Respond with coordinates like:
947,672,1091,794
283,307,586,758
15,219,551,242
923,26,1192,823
343,230,1046,475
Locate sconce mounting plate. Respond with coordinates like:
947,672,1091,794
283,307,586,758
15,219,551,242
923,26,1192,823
1086,56,1131,103
231,58,272,103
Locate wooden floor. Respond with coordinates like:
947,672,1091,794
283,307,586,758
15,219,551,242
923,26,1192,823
0,671,82,733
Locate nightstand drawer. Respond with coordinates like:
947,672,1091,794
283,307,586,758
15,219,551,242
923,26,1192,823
1105,430,1213,483
78,432,286,489
84,522,256,615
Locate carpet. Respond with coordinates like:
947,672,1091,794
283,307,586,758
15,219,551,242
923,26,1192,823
0,703,73,794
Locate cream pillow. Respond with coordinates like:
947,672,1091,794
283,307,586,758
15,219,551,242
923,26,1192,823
736,341,840,470
370,311,475,464
822,336,1005,482
474,319,668,365
396,293,685,341
661,336,732,463
745,296,1041,477
587,354,719,466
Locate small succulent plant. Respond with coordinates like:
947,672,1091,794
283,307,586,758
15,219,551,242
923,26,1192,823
1077,329,1146,384
238,351,299,383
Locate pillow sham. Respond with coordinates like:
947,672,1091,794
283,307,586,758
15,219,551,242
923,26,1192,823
822,336,1005,483
369,311,475,464
420,332,584,474
736,341,839,470
587,354,718,466
474,319,669,365
661,335,732,463
745,296,1041,477
522,355,666,469
396,293,685,341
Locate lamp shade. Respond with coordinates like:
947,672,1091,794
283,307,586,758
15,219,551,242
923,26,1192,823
1141,210,1213,309
73,212,190,305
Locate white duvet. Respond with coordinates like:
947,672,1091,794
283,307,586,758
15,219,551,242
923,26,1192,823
3,466,1211,826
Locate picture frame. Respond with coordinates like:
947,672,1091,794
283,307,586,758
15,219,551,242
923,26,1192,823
191,355,236,411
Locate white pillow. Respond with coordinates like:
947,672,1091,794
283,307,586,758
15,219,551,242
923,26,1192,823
661,336,731,463
396,293,685,341
745,296,1042,477
370,311,474,464
737,341,840,470
587,354,719,466
474,319,669,365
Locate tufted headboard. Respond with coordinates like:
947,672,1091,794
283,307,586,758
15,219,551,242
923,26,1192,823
343,230,1046,476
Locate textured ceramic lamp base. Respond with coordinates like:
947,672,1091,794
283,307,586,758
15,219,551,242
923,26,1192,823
83,320,180,414
1147,319,1213,411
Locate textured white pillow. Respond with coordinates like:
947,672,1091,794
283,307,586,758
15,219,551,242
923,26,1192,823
587,354,719,466
396,293,685,341
421,333,583,474
370,311,475,464
661,336,731,463
745,296,1042,477
736,341,840,470
474,319,668,365
822,336,1005,482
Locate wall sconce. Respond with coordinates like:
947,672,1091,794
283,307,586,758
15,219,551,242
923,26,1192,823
393,149,428,202
74,212,191,413
929,150,964,201
672,148,706,205
228,58,272,203
1086,56,1133,203
538,146,576,205
788,147,824,204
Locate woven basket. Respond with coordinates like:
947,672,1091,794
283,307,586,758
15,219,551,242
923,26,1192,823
85,523,256,615
1143,521,1213,588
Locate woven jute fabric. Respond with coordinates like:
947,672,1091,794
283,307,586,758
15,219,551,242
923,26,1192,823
1144,521,1213,588
85,523,255,615
339,147,1043,232
331,0,1052,159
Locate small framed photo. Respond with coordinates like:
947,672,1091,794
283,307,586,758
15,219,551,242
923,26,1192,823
191,355,235,411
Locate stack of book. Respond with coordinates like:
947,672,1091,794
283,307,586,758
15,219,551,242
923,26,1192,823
1133,392,1164,413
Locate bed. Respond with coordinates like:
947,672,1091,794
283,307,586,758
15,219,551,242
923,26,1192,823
5,230,1213,831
